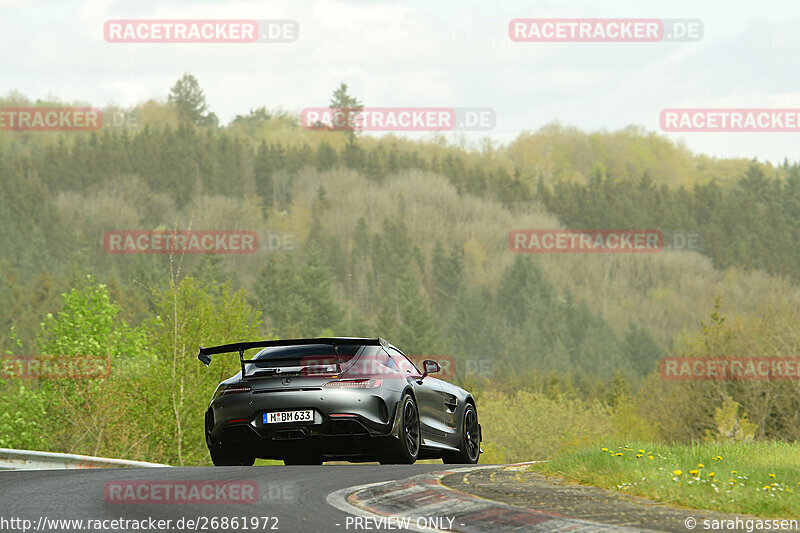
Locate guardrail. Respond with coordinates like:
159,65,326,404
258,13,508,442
0,448,170,470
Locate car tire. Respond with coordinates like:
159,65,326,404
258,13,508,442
383,394,420,464
442,403,480,464
209,447,255,466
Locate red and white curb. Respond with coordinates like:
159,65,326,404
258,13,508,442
326,464,647,532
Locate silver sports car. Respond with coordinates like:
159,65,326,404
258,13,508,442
198,337,481,465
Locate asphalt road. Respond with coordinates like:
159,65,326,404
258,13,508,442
0,464,451,533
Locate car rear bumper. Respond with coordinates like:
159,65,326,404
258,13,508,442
206,388,401,460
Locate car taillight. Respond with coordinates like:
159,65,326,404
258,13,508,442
219,383,252,397
323,378,382,389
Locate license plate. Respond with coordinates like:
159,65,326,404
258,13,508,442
263,409,314,424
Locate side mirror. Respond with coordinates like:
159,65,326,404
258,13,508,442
421,359,441,379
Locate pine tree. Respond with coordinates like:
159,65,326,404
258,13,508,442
167,74,218,126
343,138,364,171
431,241,464,312
622,322,666,376
297,247,343,334
328,82,363,139
316,141,337,170
256,249,343,337
395,272,441,355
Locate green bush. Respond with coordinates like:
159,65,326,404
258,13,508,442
478,389,654,464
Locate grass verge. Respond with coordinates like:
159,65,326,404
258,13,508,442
530,441,800,518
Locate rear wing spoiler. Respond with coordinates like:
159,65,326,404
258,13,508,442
197,337,389,377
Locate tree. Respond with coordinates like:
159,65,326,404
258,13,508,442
342,137,364,170
395,272,442,355
313,185,331,212
364,145,386,182
316,141,338,170
30,276,150,456
37,275,149,373
254,141,275,207
431,241,464,312
329,82,363,138
168,74,219,126
232,106,271,126
256,249,343,337
146,276,262,465
622,322,666,377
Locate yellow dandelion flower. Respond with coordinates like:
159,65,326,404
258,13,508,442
636,454,643,458
731,471,737,475
689,469,699,475
673,470,682,476
601,448,608,452
616,453,624,456
709,472,715,478
638,449,645,453
698,463,704,469
769,473,776,478
648,455,654,460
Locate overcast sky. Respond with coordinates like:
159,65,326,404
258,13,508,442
2,0,799,163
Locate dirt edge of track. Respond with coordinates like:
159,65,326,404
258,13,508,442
440,464,792,532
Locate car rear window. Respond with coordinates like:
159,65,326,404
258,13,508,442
245,343,363,375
